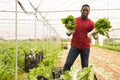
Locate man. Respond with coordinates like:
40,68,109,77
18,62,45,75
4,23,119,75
63,4,94,72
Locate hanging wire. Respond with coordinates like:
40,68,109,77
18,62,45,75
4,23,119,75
18,1,27,14
18,1,33,15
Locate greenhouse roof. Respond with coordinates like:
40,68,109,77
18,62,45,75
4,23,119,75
0,0,120,40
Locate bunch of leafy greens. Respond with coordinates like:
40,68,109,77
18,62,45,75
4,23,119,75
59,66,97,80
77,66,97,80
61,15,76,31
94,17,112,38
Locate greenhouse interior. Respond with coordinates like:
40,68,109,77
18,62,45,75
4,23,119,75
0,0,120,80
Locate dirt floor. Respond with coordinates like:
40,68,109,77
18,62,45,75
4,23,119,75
57,42,120,80
90,46,120,80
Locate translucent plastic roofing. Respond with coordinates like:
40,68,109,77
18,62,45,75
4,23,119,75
0,0,120,39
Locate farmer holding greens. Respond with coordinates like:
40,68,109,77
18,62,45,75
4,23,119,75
63,4,95,72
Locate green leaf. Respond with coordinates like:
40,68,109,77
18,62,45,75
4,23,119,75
61,18,67,24
59,71,73,80
94,17,112,38
61,15,76,31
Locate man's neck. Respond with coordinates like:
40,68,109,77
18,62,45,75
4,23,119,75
81,16,88,20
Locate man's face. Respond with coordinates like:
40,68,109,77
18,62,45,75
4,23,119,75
81,6,90,19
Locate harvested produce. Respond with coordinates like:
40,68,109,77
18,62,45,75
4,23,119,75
94,17,112,38
61,15,76,31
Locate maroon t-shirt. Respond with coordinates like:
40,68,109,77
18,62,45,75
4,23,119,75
71,17,94,49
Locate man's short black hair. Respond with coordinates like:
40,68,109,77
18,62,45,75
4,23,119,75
81,4,90,10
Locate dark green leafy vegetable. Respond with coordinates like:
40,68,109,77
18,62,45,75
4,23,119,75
61,15,76,31
94,17,112,38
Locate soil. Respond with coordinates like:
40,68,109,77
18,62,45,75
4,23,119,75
57,42,120,80
90,46,120,80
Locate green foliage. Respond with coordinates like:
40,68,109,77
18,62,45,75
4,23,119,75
61,15,76,31
59,71,73,80
0,41,15,80
59,66,96,80
77,66,97,80
94,17,112,38
93,41,120,52
26,43,61,80
0,40,61,80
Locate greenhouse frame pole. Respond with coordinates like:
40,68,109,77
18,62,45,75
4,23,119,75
15,0,18,80
34,9,37,50
42,18,45,51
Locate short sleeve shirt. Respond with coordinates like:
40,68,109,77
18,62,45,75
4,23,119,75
71,17,94,49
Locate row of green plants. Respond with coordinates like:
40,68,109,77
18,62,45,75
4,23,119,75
2,40,115,80
59,65,97,80
21,43,61,80
0,41,16,80
93,41,120,52
0,40,61,80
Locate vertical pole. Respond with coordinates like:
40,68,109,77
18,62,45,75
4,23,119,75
107,0,110,46
34,9,37,50
42,19,45,51
15,0,18,80
107,0,109,18
50,27,51,52
47,24,48,53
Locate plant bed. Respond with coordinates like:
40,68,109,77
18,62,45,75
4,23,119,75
24,51,44,72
